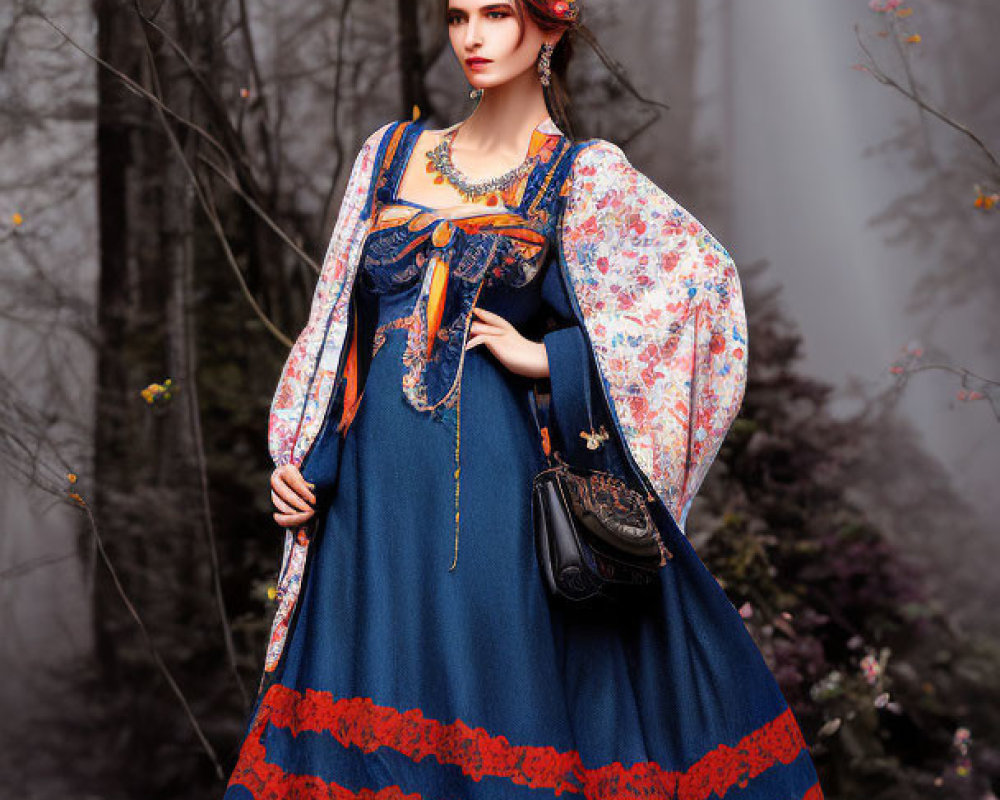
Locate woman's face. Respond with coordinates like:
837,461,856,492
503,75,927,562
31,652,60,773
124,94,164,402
446,1,551,90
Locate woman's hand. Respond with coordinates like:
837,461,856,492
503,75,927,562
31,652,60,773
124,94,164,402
466,306,549,379
271,464,318,528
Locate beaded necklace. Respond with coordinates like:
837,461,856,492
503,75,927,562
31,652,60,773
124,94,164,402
425,125,539,204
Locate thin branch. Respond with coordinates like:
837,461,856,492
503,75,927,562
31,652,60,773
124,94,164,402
853,22,1000,176
880,357,1000,424
36,9,311,342
896,364,1000,423
35,11,232,165
0,373,225,779
902,362,999,388
886,12,936,162
75,495,225,780
131,29,292,347
131,0,258,177
235,0,278,187
139,16,252,709
198,151,320,275
319,0,355,237
0,551,77,581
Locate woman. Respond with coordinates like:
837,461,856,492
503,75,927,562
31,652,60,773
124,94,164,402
225,1,824,797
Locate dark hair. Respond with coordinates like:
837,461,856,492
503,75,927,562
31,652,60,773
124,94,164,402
443,0,668,141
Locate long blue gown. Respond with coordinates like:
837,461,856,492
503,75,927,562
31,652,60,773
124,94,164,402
224,119,823,800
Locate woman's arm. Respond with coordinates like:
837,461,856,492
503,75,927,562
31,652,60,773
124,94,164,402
268,121,395,528
268,121,393,470
466,306,550,379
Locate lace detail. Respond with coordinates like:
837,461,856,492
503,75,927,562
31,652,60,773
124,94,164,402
228,683,823,800
371,313,419,359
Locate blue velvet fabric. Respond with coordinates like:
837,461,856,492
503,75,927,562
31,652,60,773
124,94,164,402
224,120,822,799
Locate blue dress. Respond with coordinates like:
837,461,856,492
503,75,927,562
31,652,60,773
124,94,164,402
224,120,823,800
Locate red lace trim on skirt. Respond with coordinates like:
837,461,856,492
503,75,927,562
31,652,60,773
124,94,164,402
227,684,824,800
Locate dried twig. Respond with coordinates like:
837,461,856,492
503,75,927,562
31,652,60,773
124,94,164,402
138,14,251,707
197,151,319,275
74,493,226,780
853,22,1000,175
36,10,295,347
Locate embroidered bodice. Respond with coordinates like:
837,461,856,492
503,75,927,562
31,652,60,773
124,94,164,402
355,119,577,415
268,116,749,543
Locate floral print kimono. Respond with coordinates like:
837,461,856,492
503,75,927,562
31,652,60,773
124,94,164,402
224,116,824,799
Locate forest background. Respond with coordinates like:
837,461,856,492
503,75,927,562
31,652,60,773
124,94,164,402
0,0,998,797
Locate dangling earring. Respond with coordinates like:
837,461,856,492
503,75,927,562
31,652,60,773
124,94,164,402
537,42,554,87
469,86,483,100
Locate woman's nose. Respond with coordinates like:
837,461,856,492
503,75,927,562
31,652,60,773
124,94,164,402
464,19,483,48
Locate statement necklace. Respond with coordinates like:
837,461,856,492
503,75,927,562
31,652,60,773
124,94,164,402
425,126,538,204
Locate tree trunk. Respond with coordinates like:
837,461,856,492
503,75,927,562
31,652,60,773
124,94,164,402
397,0,433,120
92,0,146,689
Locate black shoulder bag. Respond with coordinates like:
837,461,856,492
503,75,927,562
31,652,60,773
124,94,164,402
527,344,672,604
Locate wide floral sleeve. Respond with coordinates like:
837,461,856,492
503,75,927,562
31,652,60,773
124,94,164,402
556,139,749,533
268,122,392,468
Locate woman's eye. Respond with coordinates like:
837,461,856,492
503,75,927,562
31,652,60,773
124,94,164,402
486,10,510,19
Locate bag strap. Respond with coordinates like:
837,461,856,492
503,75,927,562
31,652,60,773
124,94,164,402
527,384,556,467
576,327,597,435
540,325,612,471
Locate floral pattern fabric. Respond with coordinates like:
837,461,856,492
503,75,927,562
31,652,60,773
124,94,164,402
556,141,748,530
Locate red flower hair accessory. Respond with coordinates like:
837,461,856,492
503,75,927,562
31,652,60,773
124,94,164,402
547,0,580,23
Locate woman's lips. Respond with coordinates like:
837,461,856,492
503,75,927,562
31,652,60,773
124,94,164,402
466,58,492,70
